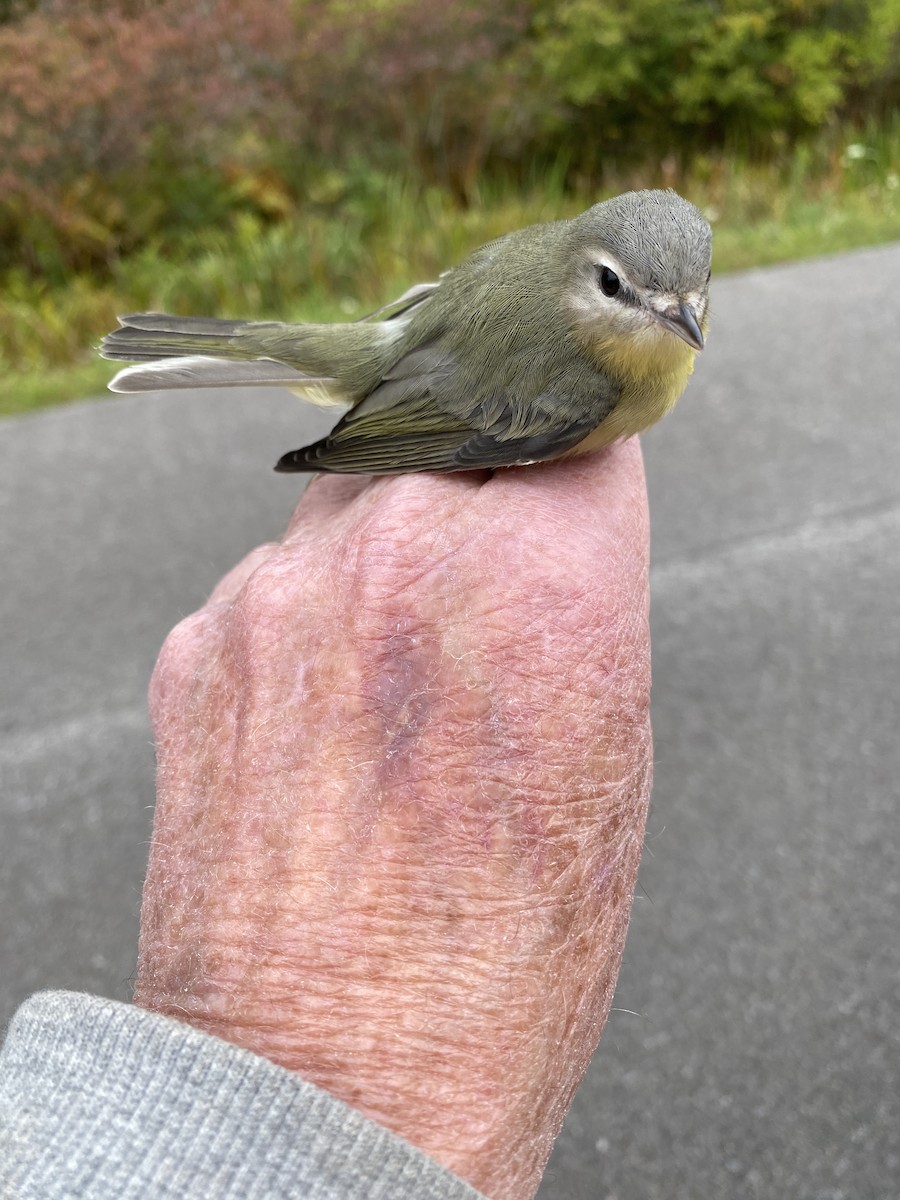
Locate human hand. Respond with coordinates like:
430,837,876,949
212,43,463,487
135,442,652,1200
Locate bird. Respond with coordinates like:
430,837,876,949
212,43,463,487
101,189,712,475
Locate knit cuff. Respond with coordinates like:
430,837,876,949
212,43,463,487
0,991,484,1200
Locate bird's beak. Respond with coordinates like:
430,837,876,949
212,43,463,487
652,299,705,351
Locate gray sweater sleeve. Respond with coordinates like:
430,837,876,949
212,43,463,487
0,992,486,1200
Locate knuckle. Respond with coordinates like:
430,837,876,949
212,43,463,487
222,555,305,668
207,542,281,608
340,476,467,606
148,609,213,716
230,555,293,625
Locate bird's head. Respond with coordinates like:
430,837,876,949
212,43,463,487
565,189,712,379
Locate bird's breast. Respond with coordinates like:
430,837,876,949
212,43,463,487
568,346,697,454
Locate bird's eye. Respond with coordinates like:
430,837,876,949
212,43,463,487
599,266,620,297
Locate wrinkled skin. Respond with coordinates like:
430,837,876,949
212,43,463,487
136,441,653,1200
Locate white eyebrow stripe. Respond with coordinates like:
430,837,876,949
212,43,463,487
583,249,631,281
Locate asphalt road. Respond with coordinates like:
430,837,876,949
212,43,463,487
2,245,898,1199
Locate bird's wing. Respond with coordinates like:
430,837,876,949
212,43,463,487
355,228,520,326
356,280,442,323
273,341,607,474
275,403,600,474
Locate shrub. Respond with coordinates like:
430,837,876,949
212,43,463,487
528,0,900,164
0,0,297,277
0,0,897,285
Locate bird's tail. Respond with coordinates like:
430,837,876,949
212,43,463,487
100,311,345,401
100,312,261,362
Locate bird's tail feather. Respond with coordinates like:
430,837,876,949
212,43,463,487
102,312,347,403
100,310,399,405
100,312,272,363
108,356,337,395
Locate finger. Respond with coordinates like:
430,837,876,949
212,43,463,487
281,473,377,542
484,439,649,562
281,467,492,545
206,542,281,607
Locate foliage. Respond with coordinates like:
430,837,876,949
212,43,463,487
0,0,36,22
1,1,898,273
285,0,533,195
0,0,297,279
0,0,898,407
3,121,899,412
529,0,900,161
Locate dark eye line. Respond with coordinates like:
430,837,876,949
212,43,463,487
596,264,644,309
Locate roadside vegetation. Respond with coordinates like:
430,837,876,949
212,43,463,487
2,0,898,415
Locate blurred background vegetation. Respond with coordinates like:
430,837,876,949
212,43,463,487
1,0,899,412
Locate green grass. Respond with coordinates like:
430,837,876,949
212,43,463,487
1,360,113,417
3,127,899,416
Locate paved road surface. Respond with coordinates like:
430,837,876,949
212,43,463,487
2,245,898,1199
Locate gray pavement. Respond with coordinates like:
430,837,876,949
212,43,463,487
2,245,899,1198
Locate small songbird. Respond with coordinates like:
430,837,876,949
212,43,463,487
101,189,711,475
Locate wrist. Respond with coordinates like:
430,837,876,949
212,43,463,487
135,742,651,1200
